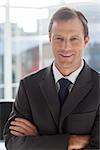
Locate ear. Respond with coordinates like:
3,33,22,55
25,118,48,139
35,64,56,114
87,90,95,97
84,36,90,48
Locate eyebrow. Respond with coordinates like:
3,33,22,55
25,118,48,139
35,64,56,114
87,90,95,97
53,34,81,38
53,34,63,36
71,35,80,38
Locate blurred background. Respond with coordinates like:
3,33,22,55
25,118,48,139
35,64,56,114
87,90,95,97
0,0,100,102
0,0,100,149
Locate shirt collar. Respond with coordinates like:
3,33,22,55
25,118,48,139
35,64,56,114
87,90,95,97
53,60,84,84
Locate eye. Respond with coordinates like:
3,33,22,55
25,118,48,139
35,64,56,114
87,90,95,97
71,37,78,41
55,37,64,41
70,37,80,43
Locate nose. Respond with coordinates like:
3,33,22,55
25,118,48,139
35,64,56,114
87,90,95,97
62,40,71,50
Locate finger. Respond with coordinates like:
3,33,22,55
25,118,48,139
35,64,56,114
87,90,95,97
11,120,34,132
68,145,83,150
10,125,37,136
9,125,27,135
15,118,36,129
68,146,79,150
10,122,38,136
10,118,39,136
10,130,25,136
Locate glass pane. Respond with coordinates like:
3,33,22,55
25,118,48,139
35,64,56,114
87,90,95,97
10,8,49,86
10,0,60,7
10,8,48,32
12,86,18,99
0,88,4,99
0,7,5,85
65,0,100,3
0,54,4,84
0,0,6,6
41,37,53,68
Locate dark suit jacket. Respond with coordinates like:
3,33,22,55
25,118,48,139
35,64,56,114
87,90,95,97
4,62,100,150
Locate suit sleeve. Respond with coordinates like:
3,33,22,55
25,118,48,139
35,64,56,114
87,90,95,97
84,75,100,149
84,105,100,149
3,80,68,150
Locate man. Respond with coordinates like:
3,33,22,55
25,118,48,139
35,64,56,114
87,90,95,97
4,7,100,150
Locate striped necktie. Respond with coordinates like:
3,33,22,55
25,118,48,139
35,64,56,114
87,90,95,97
58,78,72,106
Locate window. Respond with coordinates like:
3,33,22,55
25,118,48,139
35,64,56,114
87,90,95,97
0,7,5,99
0,0,100,101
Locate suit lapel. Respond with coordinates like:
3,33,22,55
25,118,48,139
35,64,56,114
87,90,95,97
59,63,93,131
39,65,60,127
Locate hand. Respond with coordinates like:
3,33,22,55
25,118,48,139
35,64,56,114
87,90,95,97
68,135,90,150
9,118,38,137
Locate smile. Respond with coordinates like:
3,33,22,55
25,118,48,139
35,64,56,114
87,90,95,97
60,53,74,57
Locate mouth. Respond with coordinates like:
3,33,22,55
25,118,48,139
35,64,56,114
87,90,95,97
60,53,74,58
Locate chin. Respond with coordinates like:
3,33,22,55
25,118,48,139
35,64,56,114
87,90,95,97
60,63,73,69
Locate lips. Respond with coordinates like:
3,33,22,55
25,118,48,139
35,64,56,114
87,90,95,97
59,52,74,57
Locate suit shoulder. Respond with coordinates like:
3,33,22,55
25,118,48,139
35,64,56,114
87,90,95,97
21,66,51,82
90,67,100,77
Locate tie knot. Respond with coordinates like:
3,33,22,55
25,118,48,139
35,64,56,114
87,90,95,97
58,78,72,89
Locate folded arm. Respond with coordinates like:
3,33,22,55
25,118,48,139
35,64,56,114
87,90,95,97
4,118,68,150
3,80,68,150
9,117,90,150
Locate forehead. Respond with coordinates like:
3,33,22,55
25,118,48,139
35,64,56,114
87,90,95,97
51,18,84,35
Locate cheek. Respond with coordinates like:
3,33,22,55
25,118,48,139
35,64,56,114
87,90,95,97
51,42,59,53
74,45,84,58
51,43,57,56
74,42,84,51
72,41,82,48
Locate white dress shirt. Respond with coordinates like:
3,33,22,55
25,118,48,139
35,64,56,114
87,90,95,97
52,60,84,92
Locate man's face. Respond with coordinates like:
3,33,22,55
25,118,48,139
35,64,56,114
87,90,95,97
49,18,89,72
